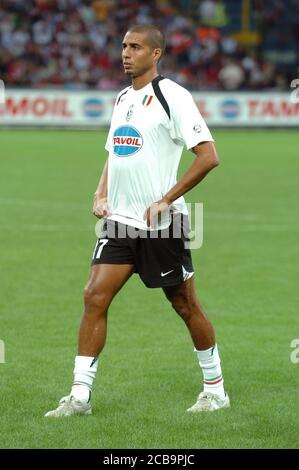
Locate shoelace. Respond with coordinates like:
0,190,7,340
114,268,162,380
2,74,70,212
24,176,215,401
58,396,72,408
55,397,77,415
190,393,214,406
198,393,213,401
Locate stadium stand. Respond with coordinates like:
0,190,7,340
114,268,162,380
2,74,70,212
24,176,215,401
0,0,298,91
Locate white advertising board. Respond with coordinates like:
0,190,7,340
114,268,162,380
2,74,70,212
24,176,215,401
0,89,298,127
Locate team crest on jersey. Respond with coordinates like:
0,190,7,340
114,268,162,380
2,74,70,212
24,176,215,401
126,104,134,121
142,95,153,106
113,125,143,157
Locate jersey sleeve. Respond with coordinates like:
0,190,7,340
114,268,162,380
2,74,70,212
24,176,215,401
104,89,123,152
105,101,117,152
169,88,214,150
105,124,113,152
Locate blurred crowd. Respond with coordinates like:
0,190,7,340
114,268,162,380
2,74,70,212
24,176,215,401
0,0,298,91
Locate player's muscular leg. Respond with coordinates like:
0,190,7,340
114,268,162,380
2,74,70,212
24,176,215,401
163,277,215,350
78,264,135,356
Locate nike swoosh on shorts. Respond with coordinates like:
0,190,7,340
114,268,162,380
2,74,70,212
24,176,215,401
161,270,174,277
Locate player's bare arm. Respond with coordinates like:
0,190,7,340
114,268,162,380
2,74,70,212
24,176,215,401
93,159,111,218
144,141,219,227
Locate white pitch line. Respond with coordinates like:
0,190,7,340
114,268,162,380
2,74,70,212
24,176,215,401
0,197,88,211
0,224,95,232
204,224,299,232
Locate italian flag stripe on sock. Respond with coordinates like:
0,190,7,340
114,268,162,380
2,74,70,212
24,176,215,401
204,375,223,385
72,381,91,389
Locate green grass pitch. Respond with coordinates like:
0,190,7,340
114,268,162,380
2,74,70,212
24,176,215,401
0,129,298,449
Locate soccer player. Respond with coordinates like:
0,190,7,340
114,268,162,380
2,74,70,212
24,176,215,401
45,24,230,417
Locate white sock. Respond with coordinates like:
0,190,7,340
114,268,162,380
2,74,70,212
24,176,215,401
195,344,225,399
71,355,98,403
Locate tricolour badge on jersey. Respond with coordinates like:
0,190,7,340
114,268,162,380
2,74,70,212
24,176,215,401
142,95,153,106
113,125,143,157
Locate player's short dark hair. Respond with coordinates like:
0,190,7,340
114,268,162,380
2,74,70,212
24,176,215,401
127,24,166,57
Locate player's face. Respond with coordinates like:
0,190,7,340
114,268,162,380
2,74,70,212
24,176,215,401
122,31,160,77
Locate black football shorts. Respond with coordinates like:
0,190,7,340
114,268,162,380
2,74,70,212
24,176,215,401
91,213,194,288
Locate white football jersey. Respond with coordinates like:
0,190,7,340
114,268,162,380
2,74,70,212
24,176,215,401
105,76,214,230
